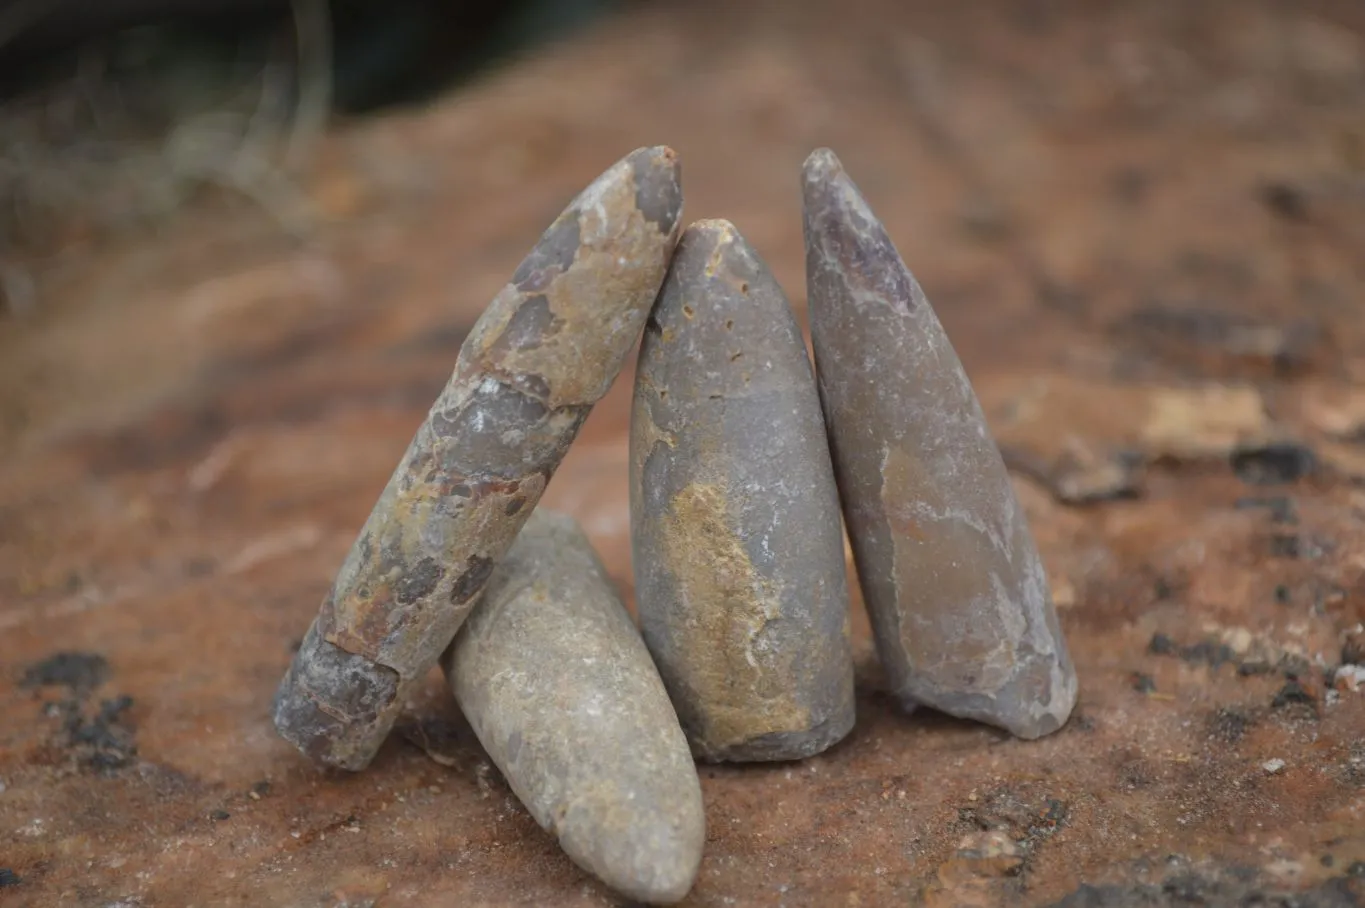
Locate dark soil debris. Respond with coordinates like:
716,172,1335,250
1050,866,1365,908
1335,745,1365,788
1207,708,1258,744
960,790,1069,857
1148,633,1179,657
396,714,474,768
1118,305,1324,378
54,694,138,773
20,652,110,693
1270,679,1319,719
1260,181,1311,222
1148,633,1237,670
23,650,137,774
1150,632,1316,682
1029,799,1068,845
0,869,20,887
1231,443,1317,486
1267,532,1334,560
1234,496,1298,525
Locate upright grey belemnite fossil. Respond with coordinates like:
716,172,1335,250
442,509,705,905
631,219,856,761
272,146,684,770
801,148,1077,740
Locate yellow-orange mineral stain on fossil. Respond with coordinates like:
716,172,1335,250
658,481,810,751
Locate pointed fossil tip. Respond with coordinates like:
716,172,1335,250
626,146,684,235
800,147,900,266
800,147,863,223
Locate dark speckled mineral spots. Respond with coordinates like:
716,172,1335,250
802,148,1077,740
630,219,856,762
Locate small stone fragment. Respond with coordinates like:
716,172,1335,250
273,146,684,770
1148,633,1178,656
1301,383,1365,440
630,219,856,762
1231,441,1317,485
1333,664,1365,693
1343,627,1365,666
1209,707,1255,743
441,509,704,905
802,148,1077,740
986,377,1283,503
1271,679,1318,717
1262,758,1286,774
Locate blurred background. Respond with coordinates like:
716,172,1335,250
2,0,1361,454
0,0,627,304
1,1,1363,905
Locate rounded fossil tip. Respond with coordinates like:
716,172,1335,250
669,219,749,278
584,813,705,905
637,144,678,164
555,781,706,904
802,146,844,182
625,146,684,235
682,218,739,242
271,622,396,771
668,219,767,295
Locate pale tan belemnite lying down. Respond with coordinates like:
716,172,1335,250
441,509,705,905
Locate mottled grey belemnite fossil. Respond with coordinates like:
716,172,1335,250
441,509,705,905
630,219,856,762
801,148,1077,740
273,146,684,770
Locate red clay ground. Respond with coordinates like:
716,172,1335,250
2,1,1364,905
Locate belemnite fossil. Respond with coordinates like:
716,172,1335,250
272,145,683,771
271,145,1077,904
802,147,1078,739
441,509,704,905
630,219,856,762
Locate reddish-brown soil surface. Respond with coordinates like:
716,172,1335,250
3,1,1365,905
